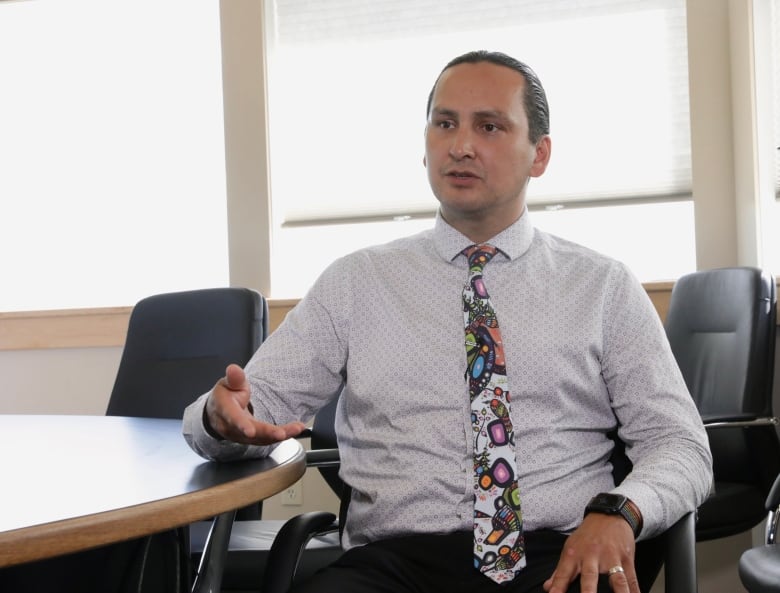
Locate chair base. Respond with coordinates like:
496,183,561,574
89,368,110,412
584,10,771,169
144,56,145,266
739,545,780,593
190,520,342,591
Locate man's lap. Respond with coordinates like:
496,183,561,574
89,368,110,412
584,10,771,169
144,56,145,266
289,531,615,593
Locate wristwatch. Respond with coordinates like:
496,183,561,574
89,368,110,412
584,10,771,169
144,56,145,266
584,493,643,537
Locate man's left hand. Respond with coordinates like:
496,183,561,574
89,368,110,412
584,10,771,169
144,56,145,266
542,513,639,593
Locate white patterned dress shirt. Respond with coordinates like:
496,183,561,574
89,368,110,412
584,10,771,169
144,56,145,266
183,210,713,549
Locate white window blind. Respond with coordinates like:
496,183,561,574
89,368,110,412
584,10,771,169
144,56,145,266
265,0,691,225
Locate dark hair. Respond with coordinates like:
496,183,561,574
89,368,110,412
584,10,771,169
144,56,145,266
426,50,550,143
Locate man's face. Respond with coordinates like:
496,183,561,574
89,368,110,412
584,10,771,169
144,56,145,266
424,61,550,236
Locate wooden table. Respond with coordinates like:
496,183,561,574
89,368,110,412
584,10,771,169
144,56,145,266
0,415,306,568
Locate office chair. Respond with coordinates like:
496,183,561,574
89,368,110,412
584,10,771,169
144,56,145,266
664,267,779,542
106,287,268,591
738,472,780,593
258,398,699,593
189,396,344,592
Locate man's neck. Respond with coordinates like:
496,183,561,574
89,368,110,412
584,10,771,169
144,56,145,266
440,208,524,244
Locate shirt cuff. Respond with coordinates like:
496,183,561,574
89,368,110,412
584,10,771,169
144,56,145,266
612,482,663,541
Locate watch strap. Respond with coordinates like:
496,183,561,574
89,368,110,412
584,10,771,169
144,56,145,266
621,499,642,537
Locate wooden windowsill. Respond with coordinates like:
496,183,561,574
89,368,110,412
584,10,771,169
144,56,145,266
0,299,301,352
2,281,777,352
0,307,132,351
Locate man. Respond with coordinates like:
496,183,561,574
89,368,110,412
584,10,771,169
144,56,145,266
183,51,712,593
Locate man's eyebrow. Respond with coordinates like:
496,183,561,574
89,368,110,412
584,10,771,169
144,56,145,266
430,107,458,119
430,107,513,122
473,109,512,122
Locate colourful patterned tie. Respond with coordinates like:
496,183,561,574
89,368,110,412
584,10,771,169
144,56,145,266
463,244,525,583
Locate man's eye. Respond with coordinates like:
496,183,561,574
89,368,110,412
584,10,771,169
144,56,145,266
483,123,499,132
437,120,455,129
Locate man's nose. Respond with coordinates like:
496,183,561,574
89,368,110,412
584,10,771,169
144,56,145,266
449,128,475,160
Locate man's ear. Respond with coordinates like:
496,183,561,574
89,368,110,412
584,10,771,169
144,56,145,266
530,135,551,178
423,125,429,169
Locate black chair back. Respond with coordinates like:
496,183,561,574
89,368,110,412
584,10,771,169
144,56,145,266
664,267,779,541
106,287,267,419
665,267,776,420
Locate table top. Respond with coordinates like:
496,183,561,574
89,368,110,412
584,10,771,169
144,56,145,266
0,414,306,568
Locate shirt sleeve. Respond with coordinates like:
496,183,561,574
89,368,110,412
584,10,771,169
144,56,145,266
600,264,713,539
182,258,351,461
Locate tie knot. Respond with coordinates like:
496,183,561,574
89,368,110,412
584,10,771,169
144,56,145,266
464,244,498,271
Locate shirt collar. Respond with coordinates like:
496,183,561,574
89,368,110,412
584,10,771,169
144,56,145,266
432,207,536,263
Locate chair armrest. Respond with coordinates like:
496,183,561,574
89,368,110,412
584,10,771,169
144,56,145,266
191,509,237,593
739,543,780,592
702,414,778,429
306,448,340,468
766,474,780,511
663,511,697,593
763,474,780,545
262,511,339,593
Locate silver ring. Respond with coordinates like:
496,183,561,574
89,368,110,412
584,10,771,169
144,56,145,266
608,566,625,576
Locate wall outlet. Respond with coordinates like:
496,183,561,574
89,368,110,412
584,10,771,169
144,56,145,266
282,481,303,506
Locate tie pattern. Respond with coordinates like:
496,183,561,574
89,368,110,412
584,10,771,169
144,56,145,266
463,245,525,583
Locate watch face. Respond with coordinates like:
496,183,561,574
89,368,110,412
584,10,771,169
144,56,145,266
590,493,627,511
585,493,640,537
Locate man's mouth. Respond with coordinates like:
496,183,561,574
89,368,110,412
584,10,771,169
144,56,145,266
447,170,479,179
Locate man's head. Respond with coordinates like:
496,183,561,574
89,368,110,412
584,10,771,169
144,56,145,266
426,51,550,144
424,51,552,242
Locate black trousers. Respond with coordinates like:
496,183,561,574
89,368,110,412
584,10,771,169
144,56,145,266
291,530,660,593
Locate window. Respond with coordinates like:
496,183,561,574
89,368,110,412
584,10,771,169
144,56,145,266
265,0,694,297
0,0,228,312
772,0,780,274
775,0,780,195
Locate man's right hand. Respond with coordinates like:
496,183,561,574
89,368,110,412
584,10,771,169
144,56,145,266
204,364,307,445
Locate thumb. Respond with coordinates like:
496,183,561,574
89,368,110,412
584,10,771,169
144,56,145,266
224,364,248,391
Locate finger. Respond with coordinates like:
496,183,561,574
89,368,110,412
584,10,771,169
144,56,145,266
207,389,254,439
544,571,575,593
578,561,600,593
230,419,308,446
209,366,252,429
618,564,640,593
281,420,308,438
607,566,630,593
544,541,582,593
626,571,641,593
242,419,285,443
253,420,308,443
544,557,579,593
222,394,265,439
